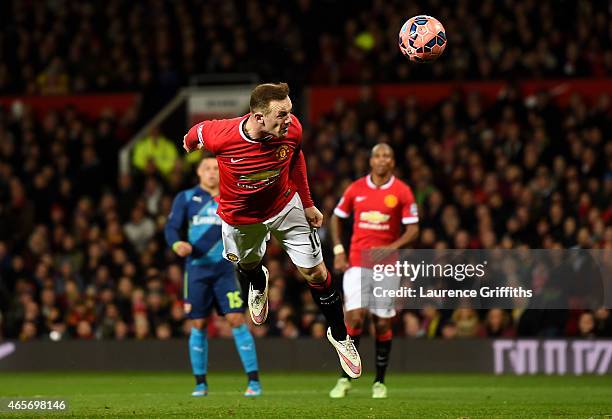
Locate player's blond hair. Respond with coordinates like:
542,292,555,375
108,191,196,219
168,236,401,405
250,82,290,115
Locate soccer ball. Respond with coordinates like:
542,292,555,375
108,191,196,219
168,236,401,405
398,15,447,63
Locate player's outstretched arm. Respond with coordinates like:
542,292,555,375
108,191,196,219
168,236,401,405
182,122,207,153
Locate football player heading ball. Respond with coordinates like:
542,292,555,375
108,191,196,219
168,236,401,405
183,82,362,380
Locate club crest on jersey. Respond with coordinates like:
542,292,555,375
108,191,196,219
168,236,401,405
226,253,239,262
183,303,192,314
384,194,398,208
276,145,291,161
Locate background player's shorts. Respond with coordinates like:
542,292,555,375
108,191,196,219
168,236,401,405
221,193,323,268
343,266,398,318
184,265,245,319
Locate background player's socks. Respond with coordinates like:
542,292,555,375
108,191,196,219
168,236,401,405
342,326,362,379
232,324,260,380
308,272,347,341
238,263,267,292
189,327,208,382
375,330,393,383
247,371,259,382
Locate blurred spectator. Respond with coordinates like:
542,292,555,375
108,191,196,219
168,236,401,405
452,308,480,338
19,321,38,341
478,309,516,338
594,308,612,337
441,322,457,339
577,311,596,338
421,306,442,338
402,311,424,338
132,128,178,177
155,323,172,340
134,314,150,340
114,321,130,340
123,205,156,253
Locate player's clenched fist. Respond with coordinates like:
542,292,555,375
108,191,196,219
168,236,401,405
304,206,323,228
172,241,193,257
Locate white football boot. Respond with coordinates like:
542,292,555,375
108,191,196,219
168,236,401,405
247,266,269,325
326,327,362,378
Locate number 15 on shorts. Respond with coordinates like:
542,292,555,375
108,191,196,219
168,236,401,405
226,291,243,309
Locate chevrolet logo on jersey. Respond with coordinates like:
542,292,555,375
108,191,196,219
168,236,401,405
359,211,390,224
237,169,281,189
239,169,281,182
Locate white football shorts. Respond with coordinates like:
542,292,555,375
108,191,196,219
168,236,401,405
221,193,324,268
343,266,399,318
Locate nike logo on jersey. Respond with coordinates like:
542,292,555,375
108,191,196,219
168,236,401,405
192,346,204,352
192,196,202,202
240,345,253,351
230,157,246,163
355,196,367,202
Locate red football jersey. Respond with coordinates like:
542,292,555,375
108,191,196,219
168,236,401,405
185,114,303,225
334,175,419,267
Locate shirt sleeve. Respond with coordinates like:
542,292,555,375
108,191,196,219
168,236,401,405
184,121,216,153
401,186,419,224
334,183,355,219
289,148,314,208
164,192,187,247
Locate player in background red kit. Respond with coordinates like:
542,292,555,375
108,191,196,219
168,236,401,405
182,83,361,380
329,143,419,398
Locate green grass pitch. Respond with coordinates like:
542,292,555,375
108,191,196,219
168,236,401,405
1,371,611,418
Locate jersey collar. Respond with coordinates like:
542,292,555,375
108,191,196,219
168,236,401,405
239,115,273,144
366,175,395,190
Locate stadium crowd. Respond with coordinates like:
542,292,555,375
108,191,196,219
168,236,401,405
0,0,611,341
0,0,610,96
1,79,610,341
